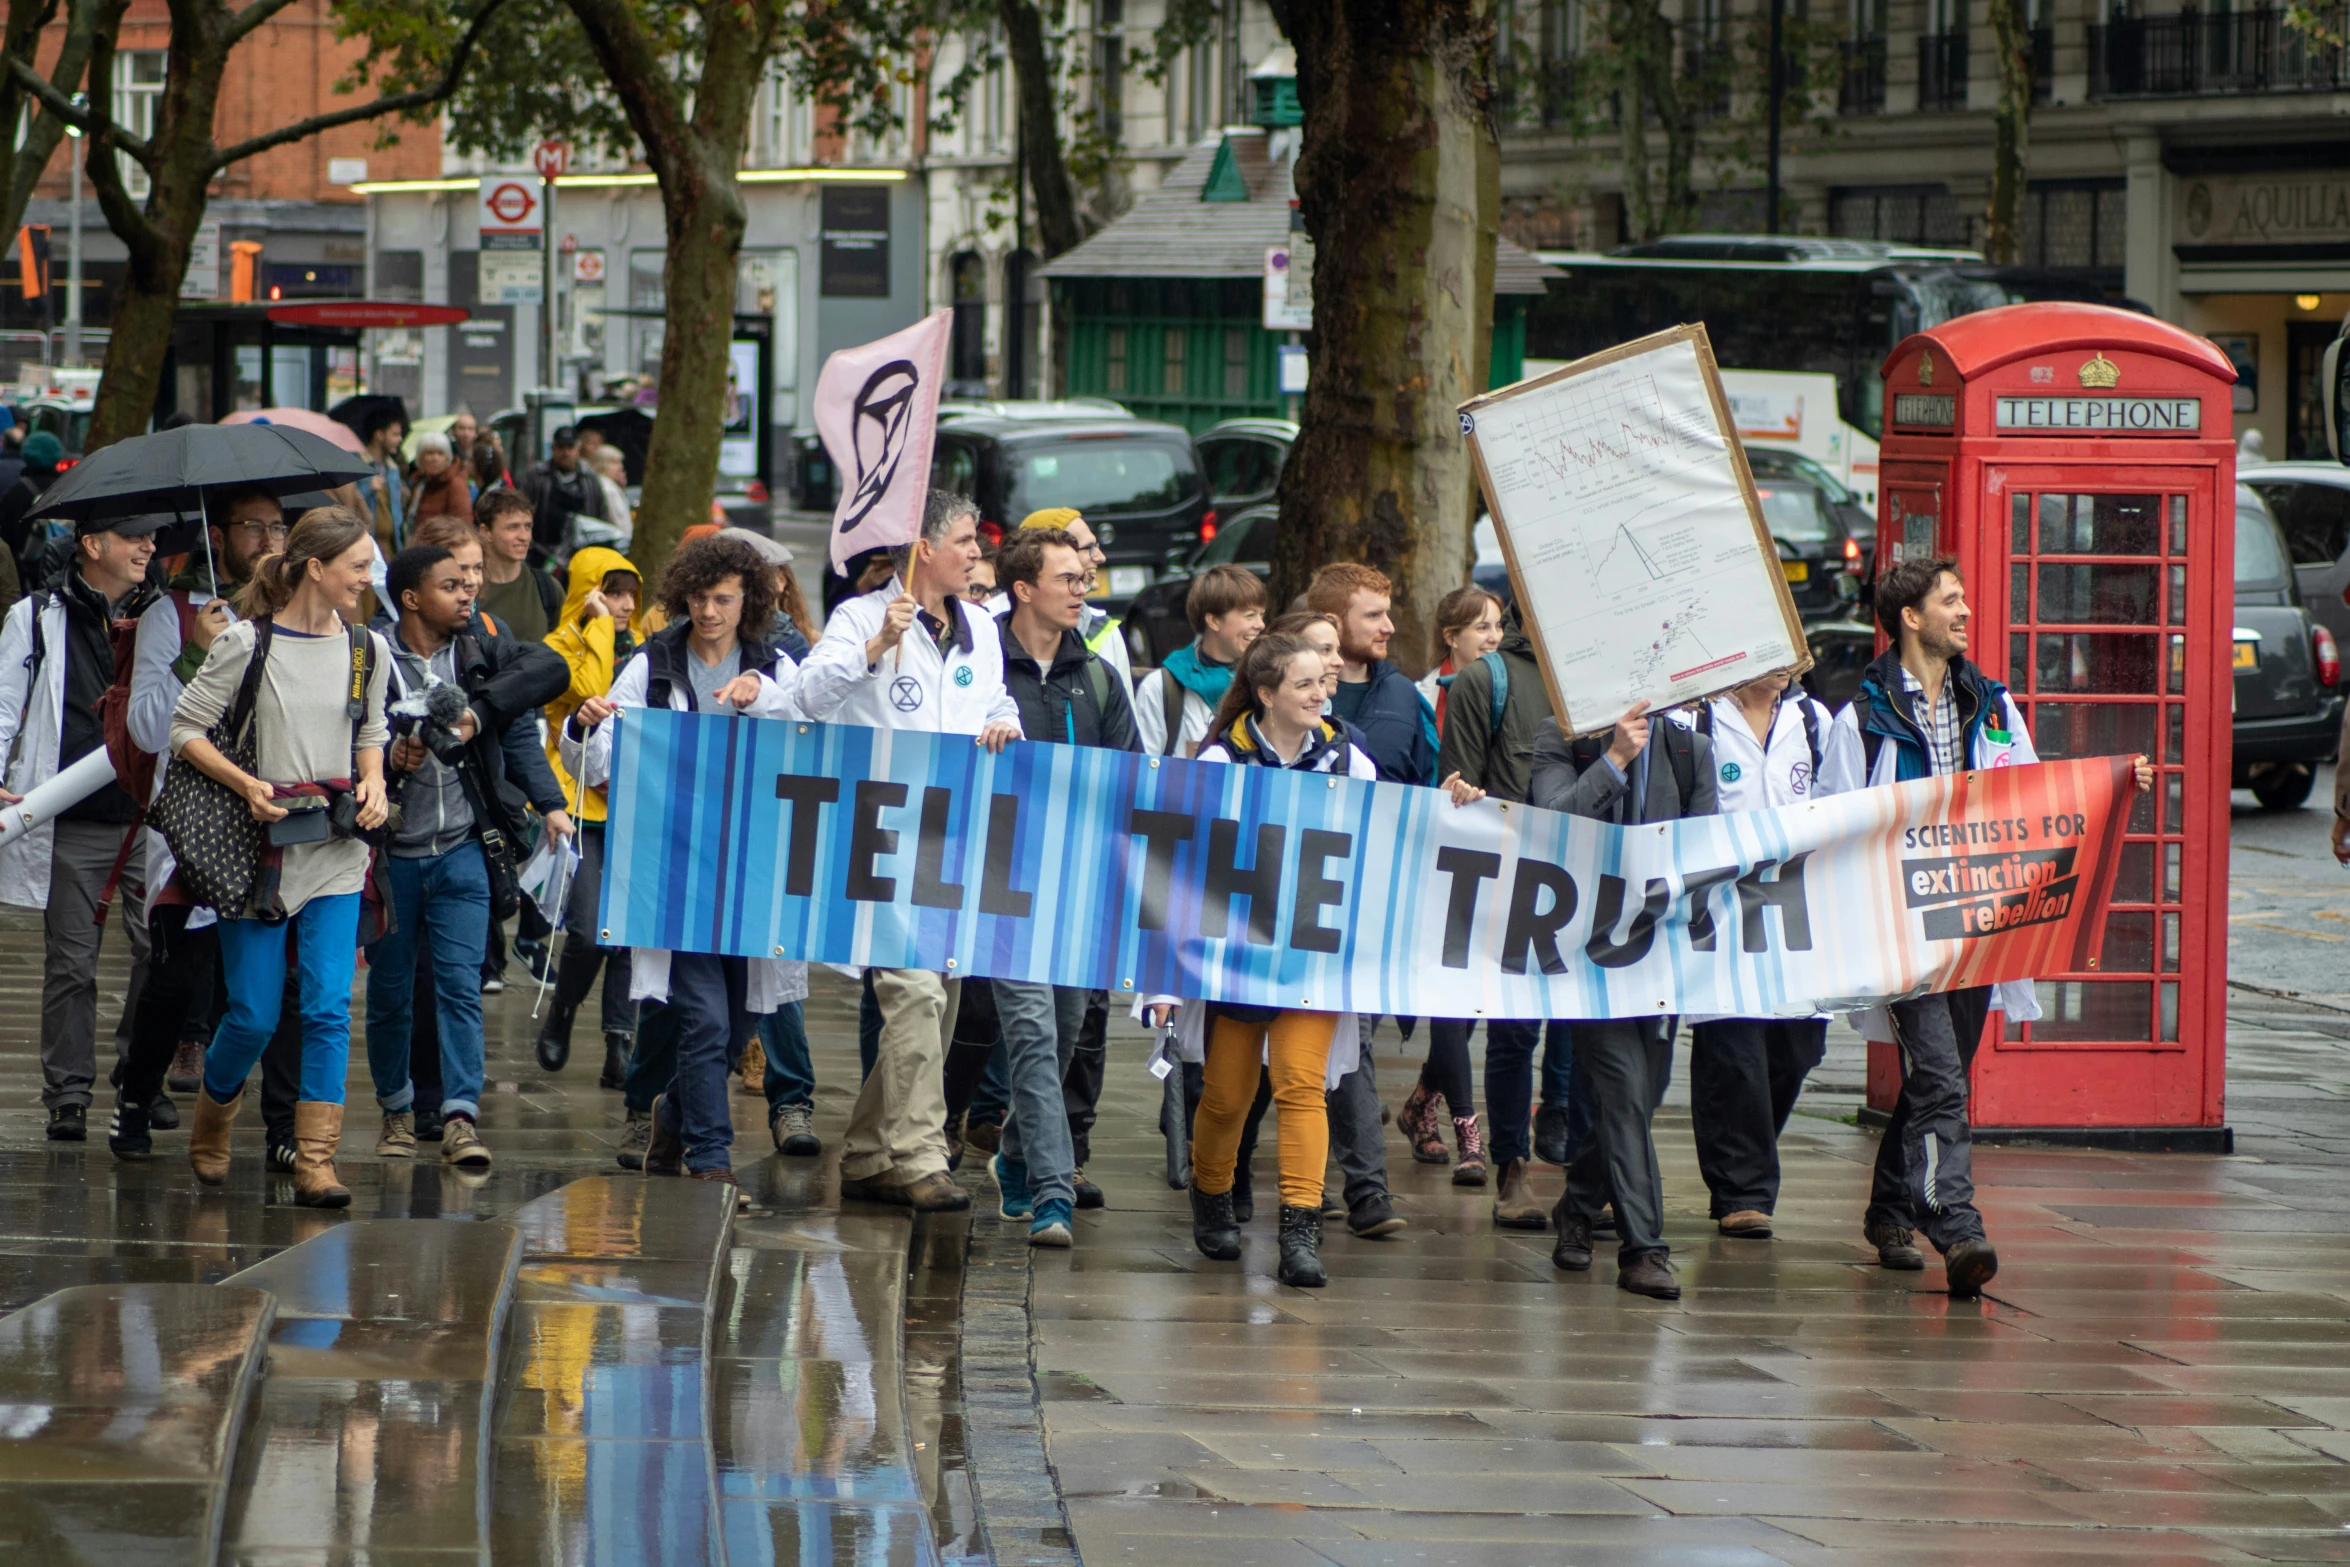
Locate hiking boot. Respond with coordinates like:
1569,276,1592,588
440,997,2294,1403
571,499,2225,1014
1492,1158,1549,1230
1276,1205,1327,1288
535,1002,574,1072
1867,1221,1926,1271
690,1164,767,1215
1347,1192,1407,1238
289,1102,351,1209
107,1095,152,1161
1533,1103,1573,1167
840,1170,910,1206
46,1104,86,1142
898,1171,972,1212
962,1119,1001,1156
1318,1191,1347,1222
615,1108,651,1171
1072,1169,1104,1209
1189,1184,1241,1261
1944,1237,2000,1298
1719,1210,1773,1238
990,1153,1033,1221
1029,1198,1074,1248
642,1095,683,1178
739,1037,766,1095
1398,1081,1449,1164
148,1094,178,1131
376,1110,417,1159
770,1102,820,1157
166,1038,206,1095
1451,1115,1488,1187
1618,1251,1682,1300
1551,1205,1595,1272
599,1033,631,1091
441,1116,493,1171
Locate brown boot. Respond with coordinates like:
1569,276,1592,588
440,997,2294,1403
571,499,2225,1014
1492,1157,1549,1231
291,1101,352,1209
188,1087,244,1186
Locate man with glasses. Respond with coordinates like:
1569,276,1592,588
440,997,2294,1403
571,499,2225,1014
107,488,285,1157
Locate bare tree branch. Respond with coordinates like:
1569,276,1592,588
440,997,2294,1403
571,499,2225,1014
221,0,301,49
3,49,149,162
209,0,515,169
0,0,123,240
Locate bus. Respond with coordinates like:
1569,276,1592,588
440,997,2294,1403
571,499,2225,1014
1526,236,2136,509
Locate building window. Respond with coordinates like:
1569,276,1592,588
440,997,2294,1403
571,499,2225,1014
2019,180,2126,271
1161,326,1187,395
1830,183,1973,247
1106,326,1127,393
111,50,166,199
1223,328,1248,399
1096,0,1124,147
949,250,987,387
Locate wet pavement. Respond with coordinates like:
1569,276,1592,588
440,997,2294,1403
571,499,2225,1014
0,792,2337,1561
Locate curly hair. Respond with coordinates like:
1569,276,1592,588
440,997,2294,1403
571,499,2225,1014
658,534,779,650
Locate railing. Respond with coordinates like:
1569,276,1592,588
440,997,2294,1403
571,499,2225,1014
1918,29,1971,109
1496,54,1578,128
1840,36,1889,112
2089,7,2350,96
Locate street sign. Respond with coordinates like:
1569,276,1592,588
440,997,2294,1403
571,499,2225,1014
478,174,543,251
533,139,572,182
479,251,543,305
1263,244,1312,331
571,250,605,284
267,301,469,328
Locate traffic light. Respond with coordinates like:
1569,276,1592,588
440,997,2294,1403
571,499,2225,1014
15,225,49,300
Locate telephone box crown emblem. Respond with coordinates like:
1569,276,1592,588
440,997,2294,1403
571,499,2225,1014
1917,355,1934,386
2079,351,2120,389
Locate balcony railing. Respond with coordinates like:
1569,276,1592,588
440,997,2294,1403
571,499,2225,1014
1918,29,1971,109
1840,36,1889,112
2089,7,2350,96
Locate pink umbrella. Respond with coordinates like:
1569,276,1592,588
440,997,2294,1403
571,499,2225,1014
221,406,366,453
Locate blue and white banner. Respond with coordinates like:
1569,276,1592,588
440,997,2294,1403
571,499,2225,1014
601,710,2132,1020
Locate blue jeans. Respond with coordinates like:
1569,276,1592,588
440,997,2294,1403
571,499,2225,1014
993,981,1083,1212
365,843,492,1122
204,893,362,1106
661,952,755,1172
760,1001,815,1111
970,1041,1010,1126
1486,1019,1587,1166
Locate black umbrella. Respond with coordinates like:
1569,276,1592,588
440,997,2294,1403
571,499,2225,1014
29,424,376,525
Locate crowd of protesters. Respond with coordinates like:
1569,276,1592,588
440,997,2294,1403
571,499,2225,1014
0,401,2153,1297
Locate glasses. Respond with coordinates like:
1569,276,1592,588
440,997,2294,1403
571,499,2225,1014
964,582,994,601
227,521,290,541
687,592,742,612
1045,572,1090,592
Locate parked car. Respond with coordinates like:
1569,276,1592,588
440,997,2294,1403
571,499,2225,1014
1745,445,1874,571
1196,417,1295,510
928,414,1210,607
939,397,1132,423
1742,448,1868,621
2239,459,2350,655
2233,482,2344,810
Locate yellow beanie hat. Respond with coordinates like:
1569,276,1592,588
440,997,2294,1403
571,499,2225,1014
1019,507,1084,532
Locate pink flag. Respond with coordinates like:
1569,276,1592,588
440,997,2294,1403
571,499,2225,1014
815,309,954,573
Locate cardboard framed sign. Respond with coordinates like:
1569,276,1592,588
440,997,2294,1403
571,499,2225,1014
1459,323,1810,737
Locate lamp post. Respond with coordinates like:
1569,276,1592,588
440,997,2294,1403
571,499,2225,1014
1765,0,1786,236
64,99,83,366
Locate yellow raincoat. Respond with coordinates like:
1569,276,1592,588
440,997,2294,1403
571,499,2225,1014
543,546,645,822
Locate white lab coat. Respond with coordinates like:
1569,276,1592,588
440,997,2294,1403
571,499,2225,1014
560,642,808,1011
0,592,69,908
800,585,1020,736
1132,666,1217,758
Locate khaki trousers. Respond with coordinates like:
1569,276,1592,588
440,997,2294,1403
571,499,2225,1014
841,968,962,1182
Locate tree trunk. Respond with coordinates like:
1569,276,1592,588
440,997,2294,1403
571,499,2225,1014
1985,0,2031,264
1264,0,1498,678
1,0,123,242
999,0,1086,257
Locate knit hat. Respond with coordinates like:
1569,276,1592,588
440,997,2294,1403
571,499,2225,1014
1019,507,1083,532
21,431,63,470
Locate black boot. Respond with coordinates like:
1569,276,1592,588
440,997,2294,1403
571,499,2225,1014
1276,1205,1326,1288
599,1031,631,1090
1231,1159,1254,1224
1189,1184,1241,1261
535,1001,576,1072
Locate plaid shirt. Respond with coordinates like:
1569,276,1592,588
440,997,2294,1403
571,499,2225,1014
1899,663,1966,777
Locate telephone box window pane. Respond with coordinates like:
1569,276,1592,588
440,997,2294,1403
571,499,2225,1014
2164,840,2181,901
2128,786,2156,834
2038,563,2160,623
2039,493,2162,556
2160,981,2179,1042
2169,494,2187,554
2167,633,2187,694
2165,771,2184,832
2113,841,2153,903
2168,564,2187,624
2161,909,2180,971
2012,492,2032,554
2167,702,2185,764
2031,701,2156,760
2012,564,2030,620
2011,633,2028,688
2034,632,2158,693
2099,910,2154,973
2033,980,2151,1041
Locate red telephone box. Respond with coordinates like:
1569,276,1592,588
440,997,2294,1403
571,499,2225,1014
1871,302,2235,1148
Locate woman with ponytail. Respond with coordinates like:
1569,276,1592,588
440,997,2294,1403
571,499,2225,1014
171,506,390,1207
1145,633,1481,1288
